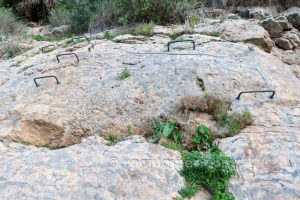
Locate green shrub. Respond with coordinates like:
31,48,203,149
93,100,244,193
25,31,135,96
64,0,92,33
193,125,213,151
2,42,22,58
91,0,122,28
210,31,220,37
48,5,71,27
0,7,22,34
104,31,111,39
32,35,47,41
189,15,203,29
106,133,120,145
118,68,132,80
170,29,178,39
180,147,235,199
220,15,227,23
134,23,154,36
218,111,253,137
116,0,199,24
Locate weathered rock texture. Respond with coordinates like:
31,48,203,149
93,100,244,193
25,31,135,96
0,31,300,199
275,28,300,49
0,136,184,199
284,7,300,30
261,15,293,38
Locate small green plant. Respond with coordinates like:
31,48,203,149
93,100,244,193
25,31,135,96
170,29,178,40
104,31,111,39
3,43,22,58
118,15,129,26
210,31,220,37
219,111,253,137
32,35,47,41
193,125,213,151
127,124,134,135
220,15,227,23
118,68,132,80
189,15,203,29
134,23,154,36
106,133,120,146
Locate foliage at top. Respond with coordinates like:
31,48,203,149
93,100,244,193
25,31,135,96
0,7,23,34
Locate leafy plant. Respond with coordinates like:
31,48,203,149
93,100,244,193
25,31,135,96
170,29,178,39
104,30,111,39
193,125,213,151
189,15,203,29
116,0,199,25
2,42,22,58
209,31,220,37
118,68,132,80
134,23,154,36
181,147,236,199
220,15,227,23
48,4,71,27
219,111,253,137
118,15,128,26
64,0,92,33
32,34,46,41
106,133,120,145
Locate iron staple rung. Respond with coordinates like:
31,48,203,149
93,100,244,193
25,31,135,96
167,40,196,52
34,75,60,87
56,53,79,63
236,90,276,100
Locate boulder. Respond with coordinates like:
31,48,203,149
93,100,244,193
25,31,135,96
261,15,293,37
249,7,273,20
113,34,148,44
275,29,300,49
44,25,70,38
284,7,300,30
220,19,274,52
0,137,184,199
1,33,300,199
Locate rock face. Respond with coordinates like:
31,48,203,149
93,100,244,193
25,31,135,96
261,15,293,38
284,7,300,30
0,136,184,199
275,29,300,49
220,20,274,52
1,31,300,199
194,19,274,52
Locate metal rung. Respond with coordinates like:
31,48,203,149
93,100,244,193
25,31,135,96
34,75,60,87
56,53,79,63
72,36,90,45
236,90,276,100
167,40,196,52
41,45,55,53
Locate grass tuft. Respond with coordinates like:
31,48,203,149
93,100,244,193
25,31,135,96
134,23,154,36
118,68,132,80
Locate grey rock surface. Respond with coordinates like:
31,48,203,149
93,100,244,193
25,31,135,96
0,136,184,199
261,15,293,37
1,30,300,199
284,7,300,31
275,29,300,49
194,19,274,52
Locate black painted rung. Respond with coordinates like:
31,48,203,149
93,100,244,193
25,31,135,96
41,45,55,53
167,40,196,52
72,36,90,45
236,90,276,100
34,75,60,87
56,53,79,63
